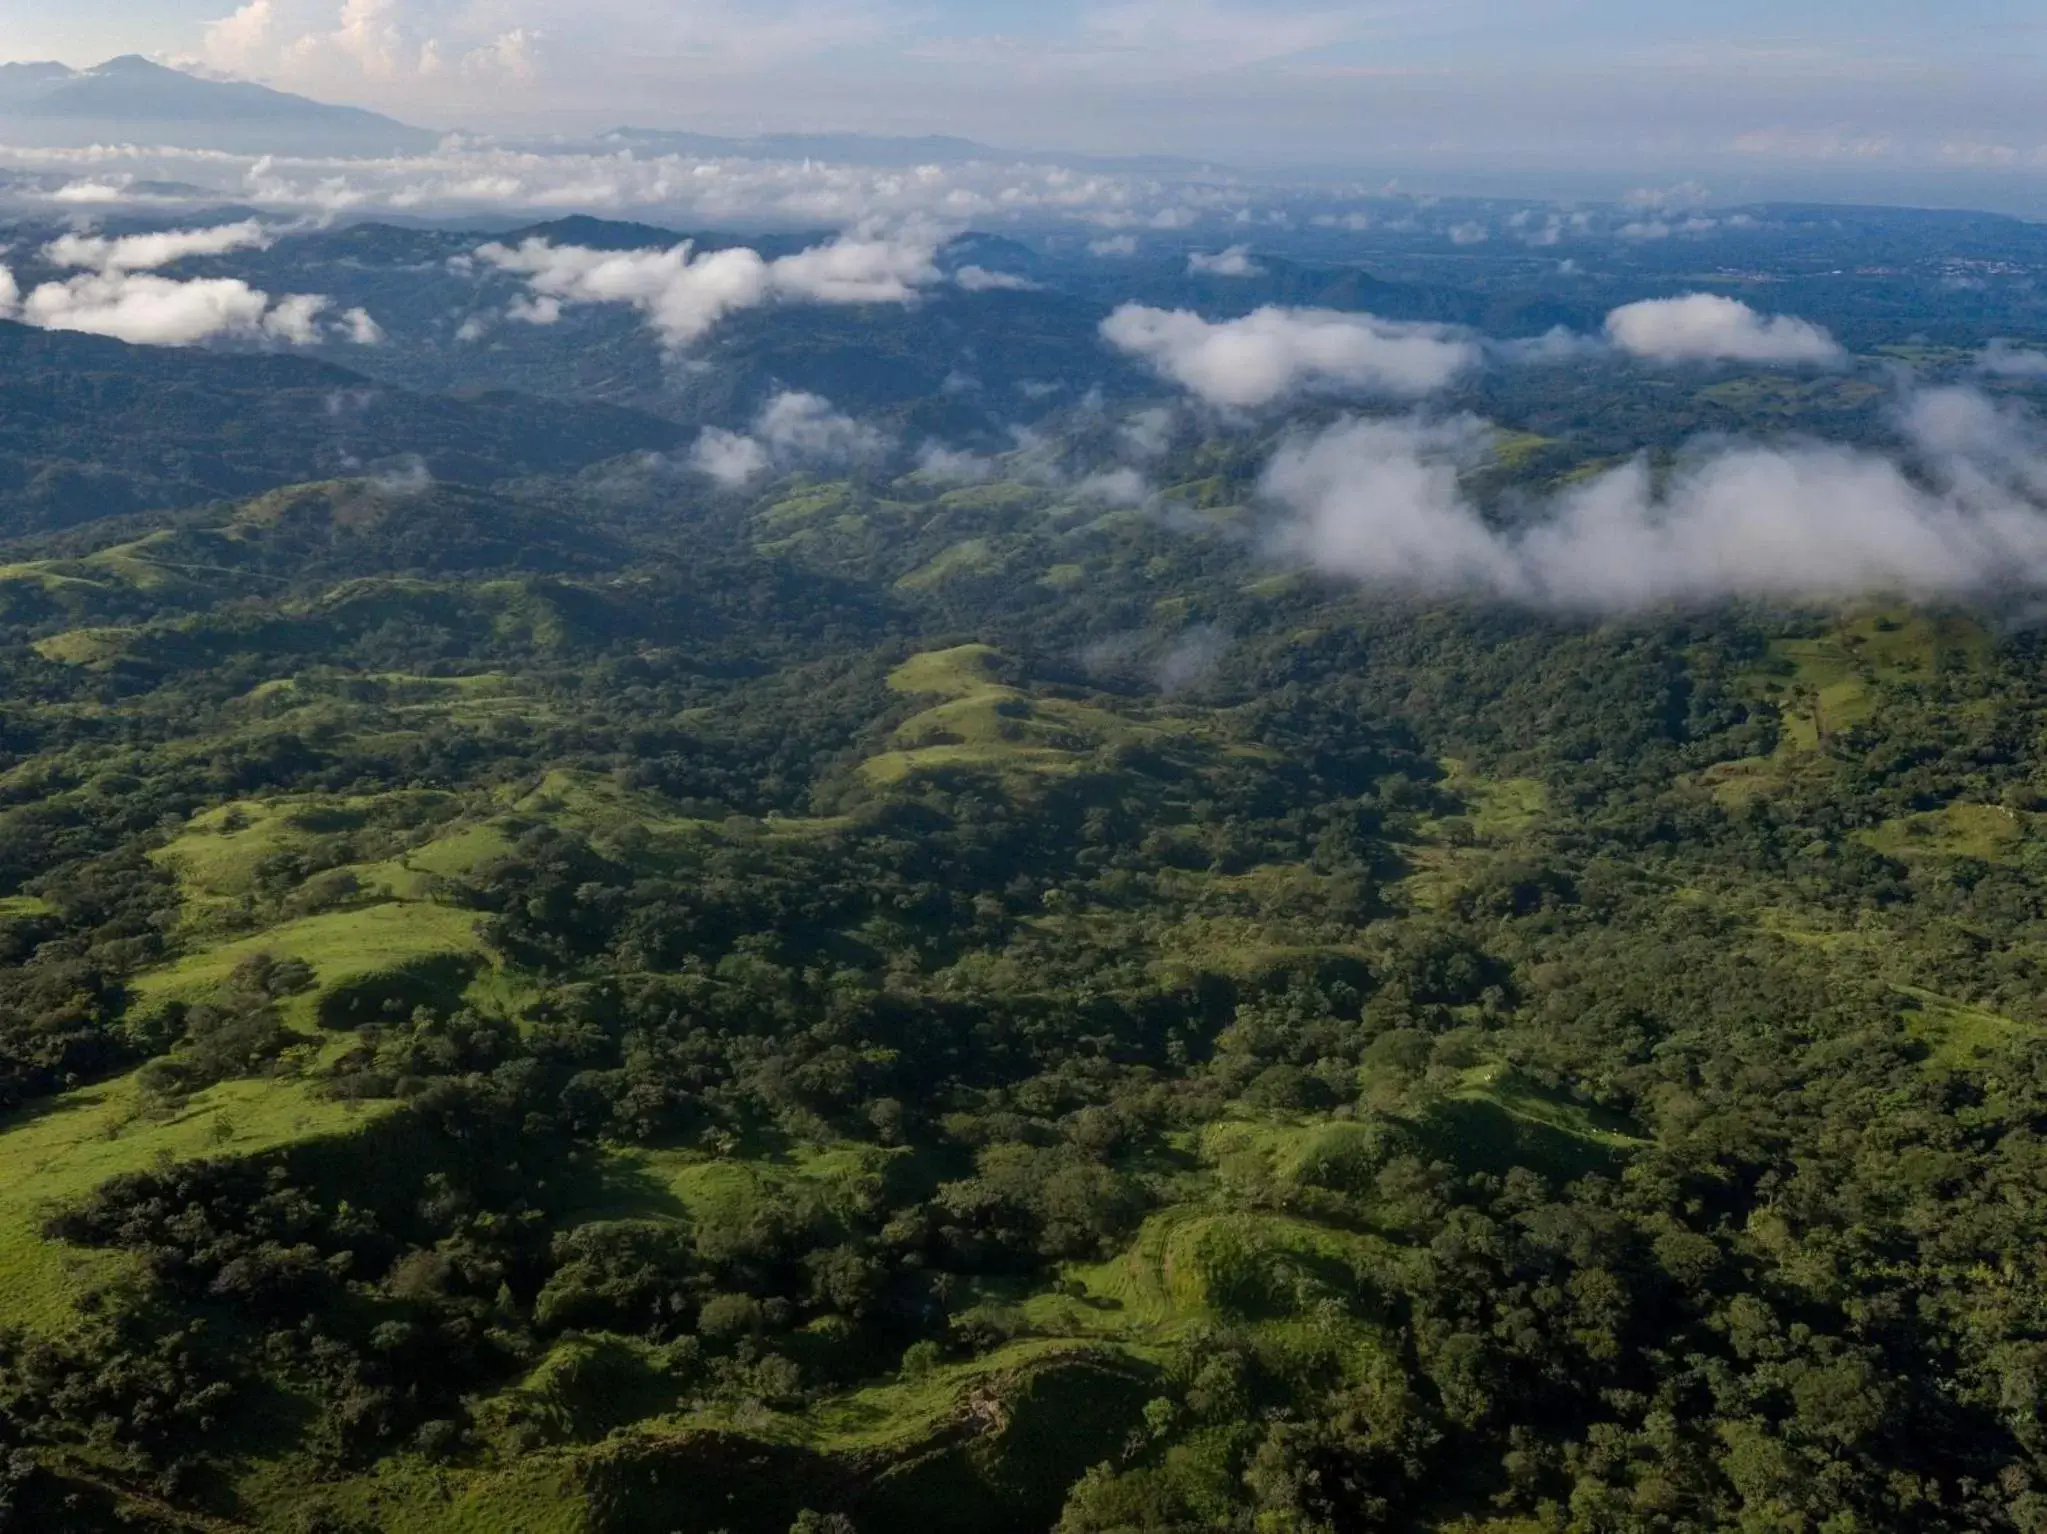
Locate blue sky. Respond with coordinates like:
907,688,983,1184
5,0,2047,190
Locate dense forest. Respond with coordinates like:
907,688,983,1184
1,202,2047,1534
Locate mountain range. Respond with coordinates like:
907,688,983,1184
0,57,1222,171
0,55,439,155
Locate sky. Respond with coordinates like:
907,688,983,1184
3,0,2047,190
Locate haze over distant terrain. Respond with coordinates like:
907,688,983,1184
4,1,2047,208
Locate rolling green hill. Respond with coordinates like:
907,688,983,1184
0,391,2045,1534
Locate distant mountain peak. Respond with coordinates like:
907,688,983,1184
91,54,170,74
0,55,438,156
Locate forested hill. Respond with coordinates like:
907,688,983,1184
0,396,2045,1534
0,321,685,533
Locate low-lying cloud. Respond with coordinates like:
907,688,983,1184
1102,304,1481,409
0,221,378,348
690,391,890,488
1188,245,1262,277
477,228,944,348
42,219,273,272
1604,293,1845,365
1979,340,2047,379
1264,386,2047,608
955,265,1041,292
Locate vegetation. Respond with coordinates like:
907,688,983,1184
3,209,2047,1530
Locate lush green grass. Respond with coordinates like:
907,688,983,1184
867,645,1208,788
0,1072,397,1335
32,626,139,666
129,903,490,1029
1898,987,2038,1068
582,1141,908,1233
896,538,1002,590
1858,803,2035,863
1395,761,1551,910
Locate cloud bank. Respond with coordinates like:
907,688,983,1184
1979,340,2047,379
0,220,378,348
1102,305,1481,409
690,391,890,487
477,228,944,348
954,265,1041,292
42,219,274,273
1188,245,1263,277
1264,387,2047,608
1604,293,1845,364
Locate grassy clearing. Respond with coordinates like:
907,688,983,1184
33,626,139,666
805,1336,1102,1451
1702,610,1991,806
1138,912,1371,988
1394,761,1550,911
505,767,707,842
245,1450,595,1534
1748,611,1986,755
155,795,444,897
1443,1063,1647,1152
896,538,1002,590
1858,803,2035,863
1045,1203,1394,1341
869,645,1216,789
1696,375,1887,416
0,1072,396,1335
886,645,1008,699
1438,761,1548,840
1898,987,2038,1068
129,903,489,1029
580,1141,908,1232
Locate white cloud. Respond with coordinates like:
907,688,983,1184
1089,235,1140,257
0,217,345,348
755,391,889,464
915,443,997,482
1979,340,2047,379
478,227,943,348
1101,304,1481,409
770,230,942,303
690,391,891,487
1153,624,1229,695
1188,244,1262,277
260,291,331,343
369,454,433,495
198,0,906,108
1447,221,1490,246
479,238,769,346
690,427,773,489
0,142,1228,238
1263,387,2047,609
1604,293,1845,365
42,219,273,272
1267,416,1521,592
506,292,564,324
202,0,545,97
1074,466,1152,506
1622,180,1713,210
1489,326,1605,365
14,270,315,347
955,264,1041,291
1119,405,1176,460
0,223,370,349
